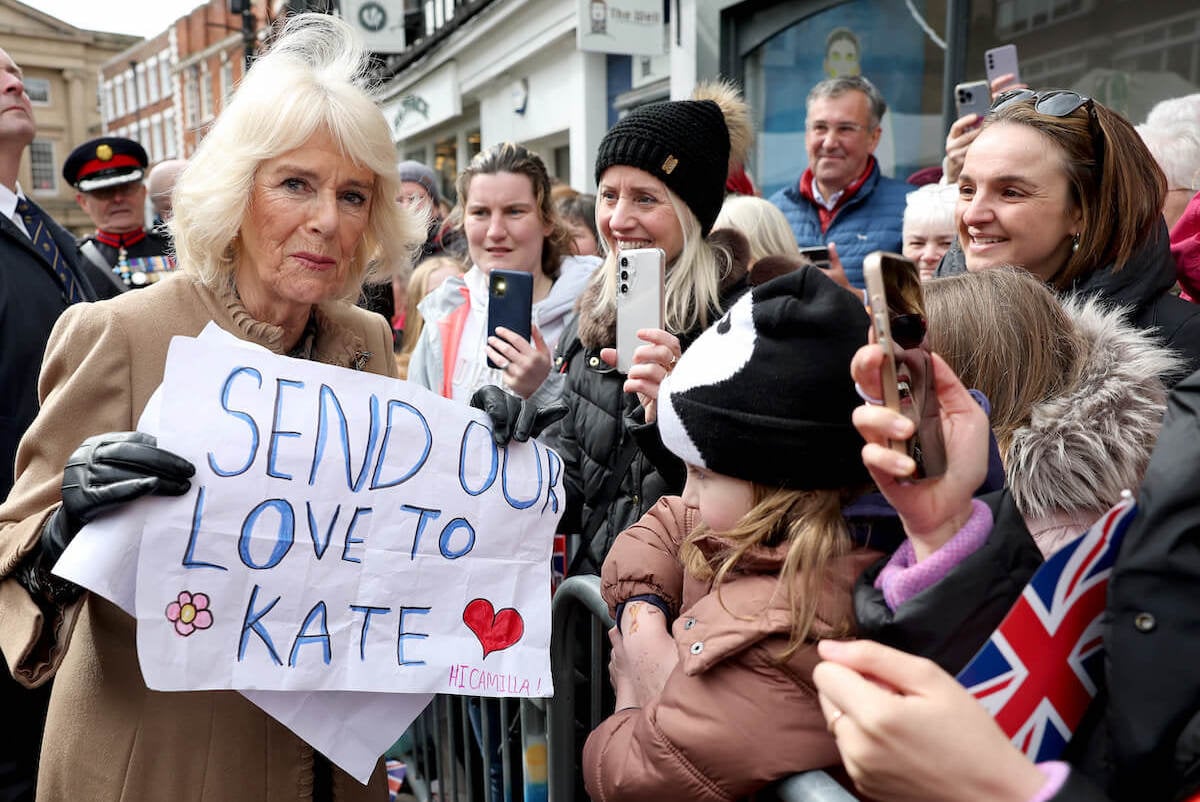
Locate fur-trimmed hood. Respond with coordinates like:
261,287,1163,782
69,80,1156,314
1007,296,1184,537
575,227,750,349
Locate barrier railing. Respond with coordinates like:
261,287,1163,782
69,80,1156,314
546,575,614,802
397,572,857,802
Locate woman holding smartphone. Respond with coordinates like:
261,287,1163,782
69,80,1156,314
553,81,753,573
407,143,599,404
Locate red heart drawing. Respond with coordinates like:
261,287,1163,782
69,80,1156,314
462,598,525,659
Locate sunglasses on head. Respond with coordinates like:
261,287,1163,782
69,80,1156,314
989,88,1105,166
890,313,927,350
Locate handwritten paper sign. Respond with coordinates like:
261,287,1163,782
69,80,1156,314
55,326,436,783
134,334,560,697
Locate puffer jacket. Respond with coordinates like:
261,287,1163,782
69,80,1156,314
583,497,881,802
553,234,749,573
937,220,1200,383
1008,296,1183,554
768,158,910,289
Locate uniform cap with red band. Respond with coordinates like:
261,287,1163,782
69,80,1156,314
62,136,149,193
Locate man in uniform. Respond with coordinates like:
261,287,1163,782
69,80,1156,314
0,46,98,802
63,136,174,296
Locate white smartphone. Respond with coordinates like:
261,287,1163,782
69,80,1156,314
616,248,666,374
984,44,1020,87
954,80,991,119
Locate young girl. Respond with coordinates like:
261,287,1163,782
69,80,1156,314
582,265,884,801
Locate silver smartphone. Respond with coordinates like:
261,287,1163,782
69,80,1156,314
954,80,991,119
616,248,666,374
984,44,1020,86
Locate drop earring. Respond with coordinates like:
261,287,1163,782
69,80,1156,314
1072,232,1080,253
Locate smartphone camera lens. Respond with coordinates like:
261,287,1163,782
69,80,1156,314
620,270,628,280
620,283,628,294
620,257,628,268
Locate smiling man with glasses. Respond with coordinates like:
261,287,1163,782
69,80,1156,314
64,136,175,296
769,75,910,288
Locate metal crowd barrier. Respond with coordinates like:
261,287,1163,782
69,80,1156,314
397,572,857,802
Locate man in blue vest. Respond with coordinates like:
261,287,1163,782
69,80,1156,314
769,76,910,288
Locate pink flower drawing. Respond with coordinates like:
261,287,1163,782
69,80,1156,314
165,591,213,637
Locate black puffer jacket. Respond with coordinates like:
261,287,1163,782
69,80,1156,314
553,234,749,574
938,221,1200,384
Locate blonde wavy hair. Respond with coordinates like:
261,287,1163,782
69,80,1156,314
714,194,801,266
172,13,424,299
680,486,854,661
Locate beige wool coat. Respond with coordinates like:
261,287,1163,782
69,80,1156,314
0,272,396,802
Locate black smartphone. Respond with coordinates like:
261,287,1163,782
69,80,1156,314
486,269,533,370
799,245,832,270
862,251,946,480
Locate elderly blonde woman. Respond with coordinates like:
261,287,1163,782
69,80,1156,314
0,14,424,801
713,193,801,270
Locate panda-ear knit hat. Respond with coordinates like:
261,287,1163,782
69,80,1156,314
657,265,872,489
594,81,751,237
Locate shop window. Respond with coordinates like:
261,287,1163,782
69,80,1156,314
738,0,948,197
970,1,1200,126
434,136,457,203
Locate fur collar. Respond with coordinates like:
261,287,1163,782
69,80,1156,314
1006,296,1184,523
575,228,750,350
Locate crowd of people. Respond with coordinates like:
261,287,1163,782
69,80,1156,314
3,8,1200,802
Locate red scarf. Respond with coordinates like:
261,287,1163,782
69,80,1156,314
799,156,877,233
95,228,147,248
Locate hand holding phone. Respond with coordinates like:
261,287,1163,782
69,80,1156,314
616,248,666,374
954,80,991,120
861,251,946,479
486,269,533,370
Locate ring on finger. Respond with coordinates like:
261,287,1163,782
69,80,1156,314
854,381,884,406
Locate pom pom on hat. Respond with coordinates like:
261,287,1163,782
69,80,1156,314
657,265,871,489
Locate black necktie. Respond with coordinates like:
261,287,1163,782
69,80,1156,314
16,197,84,303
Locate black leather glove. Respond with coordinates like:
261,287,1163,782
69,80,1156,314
19,432,195,605
470,386,568,446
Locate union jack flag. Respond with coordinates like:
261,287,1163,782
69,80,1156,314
956,495,1138,762
386,759,407,801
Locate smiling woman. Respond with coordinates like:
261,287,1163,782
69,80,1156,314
942,90,1200,383
0,13,424,802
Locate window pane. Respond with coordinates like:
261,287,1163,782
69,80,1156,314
30,140,56,191
25,77,50,104
969,0,1199,125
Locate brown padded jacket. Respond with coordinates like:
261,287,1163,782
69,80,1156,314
582,496,880,802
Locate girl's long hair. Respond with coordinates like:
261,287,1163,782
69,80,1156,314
680,486,853,661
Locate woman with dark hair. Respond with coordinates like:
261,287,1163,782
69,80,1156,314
942,89,1200,379
408,142,598,404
